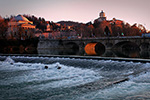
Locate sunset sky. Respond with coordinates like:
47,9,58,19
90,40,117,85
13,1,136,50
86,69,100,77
0,0,150,30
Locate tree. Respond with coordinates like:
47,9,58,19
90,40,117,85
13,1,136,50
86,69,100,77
18,27,25,40
130,24,140,36
111,24,118,36
104,26,110,36
138,24,146,33
93,27,104,37
41,18,45,23
0,19,8,39
122,23,131,36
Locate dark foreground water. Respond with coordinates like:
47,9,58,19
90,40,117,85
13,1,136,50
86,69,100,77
0,56,150,100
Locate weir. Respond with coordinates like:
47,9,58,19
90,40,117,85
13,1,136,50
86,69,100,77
1,55,150,100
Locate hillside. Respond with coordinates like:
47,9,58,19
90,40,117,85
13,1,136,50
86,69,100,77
57,21,83,26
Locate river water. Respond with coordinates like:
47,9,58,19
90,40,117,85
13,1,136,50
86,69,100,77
0,56,150,100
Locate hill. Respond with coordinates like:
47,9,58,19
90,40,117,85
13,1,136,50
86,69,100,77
57,21,83,26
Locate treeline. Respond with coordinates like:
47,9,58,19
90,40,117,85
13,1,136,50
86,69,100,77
23,15,47,31
0,14,149,40
56,20,148,38
23,14,149,37
0,18,9,39
93,21,147,37
75,21,148,37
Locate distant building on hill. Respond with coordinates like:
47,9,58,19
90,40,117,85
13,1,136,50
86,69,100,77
45,22,52,32
7,15,36,40
93,10,125,36
94,10,107,23
94,10,123,25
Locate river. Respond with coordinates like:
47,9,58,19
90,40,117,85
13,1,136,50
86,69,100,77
0,56,150,100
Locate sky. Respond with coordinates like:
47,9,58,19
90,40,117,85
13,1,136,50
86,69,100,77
0,0,150,30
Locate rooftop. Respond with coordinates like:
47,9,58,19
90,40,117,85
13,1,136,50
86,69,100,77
11,15,30,22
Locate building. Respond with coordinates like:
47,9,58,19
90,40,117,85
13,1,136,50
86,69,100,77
94,10,107,23
7,15,36,40
45,21,53,32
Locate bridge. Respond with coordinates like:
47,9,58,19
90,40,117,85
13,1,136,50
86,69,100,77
38,36,150,55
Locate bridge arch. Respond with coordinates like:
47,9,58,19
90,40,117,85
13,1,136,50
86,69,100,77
64,42,79,50
62,42,79,55
113,41,140,50
113,41,140,58
84,42,105,55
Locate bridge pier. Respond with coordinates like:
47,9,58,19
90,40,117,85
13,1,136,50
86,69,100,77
140,43,150,51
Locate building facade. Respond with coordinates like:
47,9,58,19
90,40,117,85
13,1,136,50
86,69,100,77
7,15,36,40
94,10,107,23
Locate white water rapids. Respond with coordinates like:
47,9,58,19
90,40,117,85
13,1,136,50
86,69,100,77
0,56,150,100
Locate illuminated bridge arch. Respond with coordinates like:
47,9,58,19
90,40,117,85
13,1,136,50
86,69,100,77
84,42,105,55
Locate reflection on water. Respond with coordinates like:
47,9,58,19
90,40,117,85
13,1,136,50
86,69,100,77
112,49,140,58
1,45,150,59
2,46,37,54
38,48,80,55
102,50,116,57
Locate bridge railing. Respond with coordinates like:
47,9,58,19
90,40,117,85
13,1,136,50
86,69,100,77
39,36,146,41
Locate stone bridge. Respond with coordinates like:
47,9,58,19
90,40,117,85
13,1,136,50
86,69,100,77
38,36,150,55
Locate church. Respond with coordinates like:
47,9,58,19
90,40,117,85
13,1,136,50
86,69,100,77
94,10,107,23
93,10,124,36
94,10,123,25
7,15,36,40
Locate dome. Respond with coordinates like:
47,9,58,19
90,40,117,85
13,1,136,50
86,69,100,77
99,10,105,17
11,15,30,22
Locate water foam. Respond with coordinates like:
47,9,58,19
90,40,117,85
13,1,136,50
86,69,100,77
4,57,15,64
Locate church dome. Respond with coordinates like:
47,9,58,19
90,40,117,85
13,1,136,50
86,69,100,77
11,15,30,22
99,10,105,17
